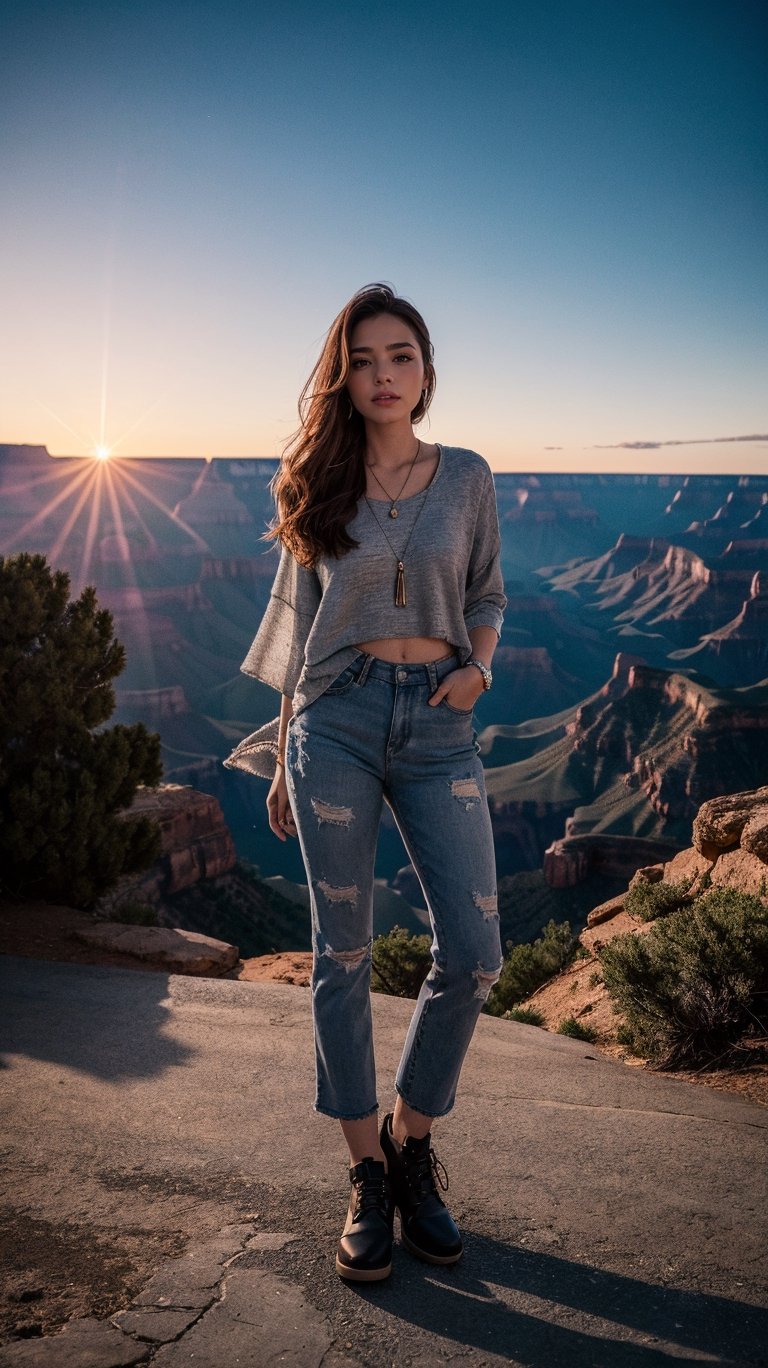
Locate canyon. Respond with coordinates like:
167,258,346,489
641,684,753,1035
2,444,766,941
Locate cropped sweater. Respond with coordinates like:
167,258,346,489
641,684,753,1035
223,443,506,780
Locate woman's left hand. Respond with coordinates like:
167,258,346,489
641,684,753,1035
428,665,484,711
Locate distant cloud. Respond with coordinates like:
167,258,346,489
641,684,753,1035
544,445,563,450
594,433,768,451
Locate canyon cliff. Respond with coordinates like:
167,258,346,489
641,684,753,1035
2,446,765,889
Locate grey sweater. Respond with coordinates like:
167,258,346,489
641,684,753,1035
224,444,506,780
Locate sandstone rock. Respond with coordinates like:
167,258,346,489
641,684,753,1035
628,863,665,888
108,785,237,906
586,895,626,928
75,924,239,976
693,786,768,854
658,847,712,886
544,835,681,890
742,807,768,861
706,847,768,897
235,952,313,986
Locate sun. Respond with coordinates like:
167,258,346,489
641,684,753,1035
94,445,111,461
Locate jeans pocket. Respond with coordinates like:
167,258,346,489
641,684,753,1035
323,663,360,696
439,697,474,716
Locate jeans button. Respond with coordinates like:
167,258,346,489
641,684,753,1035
396,669,407,683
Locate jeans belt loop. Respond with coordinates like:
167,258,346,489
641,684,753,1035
426,659,438,692
357,652,375,687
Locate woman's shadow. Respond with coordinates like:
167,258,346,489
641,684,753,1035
342,1229,768,1367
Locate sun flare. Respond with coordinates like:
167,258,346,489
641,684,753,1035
94,445,111,461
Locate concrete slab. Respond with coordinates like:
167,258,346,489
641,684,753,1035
0,1316,150,1367
149,1266,337,1367
1,955,767,1366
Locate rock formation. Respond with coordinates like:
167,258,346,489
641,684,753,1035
172,463,253,527
517,786,768,1097
482,659,768,878
108,784,237,905
543,834,681,889
671,572,768,684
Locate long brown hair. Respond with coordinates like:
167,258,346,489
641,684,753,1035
264,283,436,566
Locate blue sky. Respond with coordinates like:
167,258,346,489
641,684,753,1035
1,0,766,471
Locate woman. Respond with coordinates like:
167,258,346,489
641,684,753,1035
225,283,506,1283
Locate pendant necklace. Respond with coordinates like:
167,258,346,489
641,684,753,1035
366,439,421,518
362,442,438,606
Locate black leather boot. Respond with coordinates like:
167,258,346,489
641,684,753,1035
380,1112,463,1265
335,1156,394,1281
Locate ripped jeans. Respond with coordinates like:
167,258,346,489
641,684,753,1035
283,649,503,1122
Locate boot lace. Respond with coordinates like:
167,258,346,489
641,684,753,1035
352,1170,389,1222
403,1144,449,1199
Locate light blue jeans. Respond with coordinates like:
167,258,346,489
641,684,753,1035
283,649,504,1121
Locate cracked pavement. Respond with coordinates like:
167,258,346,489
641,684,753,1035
1,955,767,1366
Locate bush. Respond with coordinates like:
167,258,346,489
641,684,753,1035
0,554,163,907
557,1017,598,1043
600,887,768,1068
371,925,432,998
504,1006,545,1027
485,919,576,1017
624,877,692,923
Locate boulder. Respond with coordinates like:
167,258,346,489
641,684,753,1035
692,786,768,855
75,923,239,975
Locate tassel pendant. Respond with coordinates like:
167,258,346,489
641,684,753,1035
395,560,406,606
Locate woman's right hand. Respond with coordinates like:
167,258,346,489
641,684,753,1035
267,764,297,841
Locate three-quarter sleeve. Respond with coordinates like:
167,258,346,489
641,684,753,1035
241,541,322,697
463,464,507,637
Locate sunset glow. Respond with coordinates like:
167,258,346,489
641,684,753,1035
8,453,211,596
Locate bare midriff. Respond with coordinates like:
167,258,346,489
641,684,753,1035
353,635,457,664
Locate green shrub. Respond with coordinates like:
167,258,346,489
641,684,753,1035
588,970,603,988
485,919,576,1017
504,1006,546,1027
600,887,768,1068
557,1017,598,1042
0,554,162,907
371,925,432,999
624,877,692,923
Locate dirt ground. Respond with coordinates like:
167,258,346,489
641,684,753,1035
521,949,768,1109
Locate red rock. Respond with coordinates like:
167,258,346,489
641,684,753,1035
111,784,237,903
692,787,768,853
235,952,313,986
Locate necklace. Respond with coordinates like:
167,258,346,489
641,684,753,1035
363,446,438,606
365,439,421,518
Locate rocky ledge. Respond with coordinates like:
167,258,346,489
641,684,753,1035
519,785,768,1105
74,923,240,975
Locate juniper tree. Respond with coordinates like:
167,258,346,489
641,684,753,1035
0,553,162,907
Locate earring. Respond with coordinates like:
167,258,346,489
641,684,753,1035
347,398,354,420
